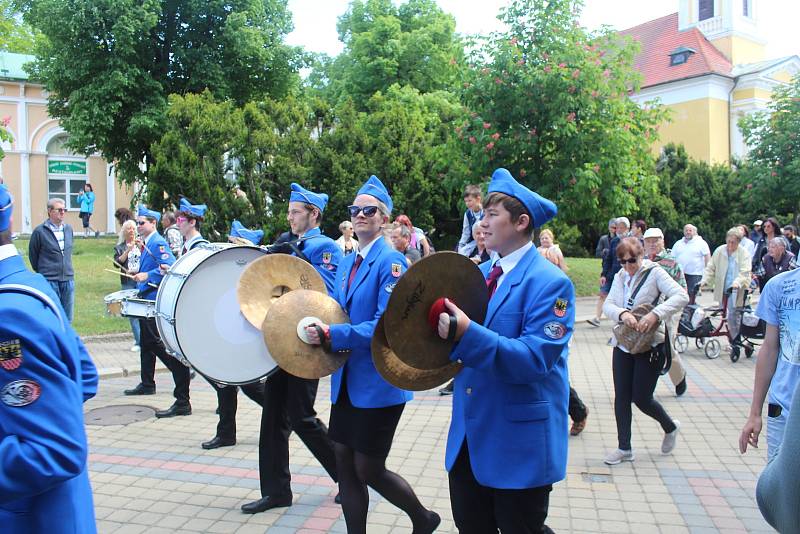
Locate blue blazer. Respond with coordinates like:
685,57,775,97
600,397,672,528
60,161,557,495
297,227,342,295
0,254,98,533
137,232,176,299
446,246,575,490
329,237,413,408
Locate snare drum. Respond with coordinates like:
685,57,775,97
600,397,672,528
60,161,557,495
104,289,139,317
121,297,155,318
154,244,278,385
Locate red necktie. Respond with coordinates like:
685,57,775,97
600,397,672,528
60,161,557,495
486,264,504,298
348,255,364,290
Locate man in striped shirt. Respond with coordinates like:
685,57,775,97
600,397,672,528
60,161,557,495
28,198,75,321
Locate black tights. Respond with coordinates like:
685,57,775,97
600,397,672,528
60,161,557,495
333,441,436,534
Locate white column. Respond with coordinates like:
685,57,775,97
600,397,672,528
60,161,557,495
106,163,115,233
16,99,32,233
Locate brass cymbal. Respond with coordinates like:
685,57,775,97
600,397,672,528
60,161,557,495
262,289,350,379
384,251,488,370
238,254,327,329
372,317,461,391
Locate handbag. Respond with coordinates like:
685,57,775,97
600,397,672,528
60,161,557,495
612,267,660,354
649,323,672,375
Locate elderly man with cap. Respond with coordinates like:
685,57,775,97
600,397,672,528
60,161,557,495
124,206,192,418
0,185,99,533
432,168,574,533
644,227,689,397
241,183,341,514
304,175,440,534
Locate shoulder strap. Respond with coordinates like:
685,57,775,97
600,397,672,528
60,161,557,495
0,283,66,332
625,266,655,310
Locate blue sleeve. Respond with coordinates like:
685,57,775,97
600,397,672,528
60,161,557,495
450,276,575,384
756,277,779,326
145,239,175,285
0,305,88,503
330,253,406,351
310,240,343,296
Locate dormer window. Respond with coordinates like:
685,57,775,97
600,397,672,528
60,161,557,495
699,0,714,21
669,46,696,66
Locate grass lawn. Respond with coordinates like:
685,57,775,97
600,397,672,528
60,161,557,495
11,237,601,337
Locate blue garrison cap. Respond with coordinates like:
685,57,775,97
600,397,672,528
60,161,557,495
0,185,13,232
356,175,392,213
289,183,328,213
137,204,161,223
230,220,264,246
179,197,208,218
487,168,557,228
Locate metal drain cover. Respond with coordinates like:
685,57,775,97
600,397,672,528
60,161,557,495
85,404,155,426
581,472,611,483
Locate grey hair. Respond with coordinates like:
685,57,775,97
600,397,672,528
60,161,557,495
615,216,630,228
472,220,482,235
339,220,353,232
47,198,65,209
394,223,412,239
118,219,137,244
684,223,697,232
726,227,743,242
608,218,617,229
770,237,787,249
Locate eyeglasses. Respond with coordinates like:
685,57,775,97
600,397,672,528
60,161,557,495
348,205,379,218
50,208,66,214
176,216,188,224
137,221,147,226
619,257,638,264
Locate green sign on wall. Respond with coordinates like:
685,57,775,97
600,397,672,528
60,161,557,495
48,160,87,175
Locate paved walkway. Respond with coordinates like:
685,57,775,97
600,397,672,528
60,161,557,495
84,305,774,533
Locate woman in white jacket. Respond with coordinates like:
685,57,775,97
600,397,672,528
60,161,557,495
603,238,689,465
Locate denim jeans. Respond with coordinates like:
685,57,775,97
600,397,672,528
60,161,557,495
767,409,787,463
48,279,74,322
121,280,141,345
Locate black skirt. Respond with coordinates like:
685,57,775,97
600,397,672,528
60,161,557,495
328,371,405,458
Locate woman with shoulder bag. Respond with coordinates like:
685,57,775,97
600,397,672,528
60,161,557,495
603,238,689,465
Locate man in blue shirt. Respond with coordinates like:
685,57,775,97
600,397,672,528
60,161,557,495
740,266,800,461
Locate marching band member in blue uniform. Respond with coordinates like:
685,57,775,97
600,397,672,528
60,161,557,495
228,220,264,246
306,176,440,534
176,198,210,255
436,168,575,533
125,206,193,418
242,183,340,514
0,185,98,533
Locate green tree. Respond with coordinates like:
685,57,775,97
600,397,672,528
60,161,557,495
20,0,301,187
459,0,669,249
0,0,37,53
739,74,800,222
314,0,464,108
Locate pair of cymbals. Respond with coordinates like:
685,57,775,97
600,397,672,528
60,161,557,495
372,252,489,391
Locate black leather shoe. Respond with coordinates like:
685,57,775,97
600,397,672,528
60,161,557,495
202,436,236,450
155,403,192,418
241,494,292,514
334,492,341,505
676,376,687,397
124,384,155,396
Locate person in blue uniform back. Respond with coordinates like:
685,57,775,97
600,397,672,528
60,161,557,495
305,176,440,534
242,183,340,514
0,184,98,533
435,168,575,534
124,206,193,418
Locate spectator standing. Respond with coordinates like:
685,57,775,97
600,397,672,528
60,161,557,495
537,229,567,271
631,220,647,242
113,220,142,352
28,198,75,321
456,184,483,256
751,219,763,243
589,216,630,326
643,227,689,396
114,207,134,227
672,224,710,298
588,218,617,327
162,211,183,257
738,224,756,258
739,264,800,462
754,237,797,289
395,214,431,257
752,217,789,273
701,228,752,346
782,225,800,257
390,224,422,265
603,238,688,465
335,220,359,256
76,183,98,238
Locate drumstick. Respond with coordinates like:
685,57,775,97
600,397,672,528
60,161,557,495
109,256,127,271
104,268,136,280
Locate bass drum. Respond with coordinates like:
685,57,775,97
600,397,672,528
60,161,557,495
155,243,277,385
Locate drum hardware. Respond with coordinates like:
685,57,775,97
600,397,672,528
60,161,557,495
104,289,140,317
236,259,248,266
237,254,327,329
261,289,350,380
372,252,488,390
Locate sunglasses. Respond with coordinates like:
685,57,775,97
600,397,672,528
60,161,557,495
348,205,379,218
50,208,66,214
619,257,638,264
137,221,147,226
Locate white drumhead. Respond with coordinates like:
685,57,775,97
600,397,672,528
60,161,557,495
104,288,139,303
173,247,277,384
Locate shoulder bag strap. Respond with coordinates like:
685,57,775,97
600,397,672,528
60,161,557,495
625,266,655,310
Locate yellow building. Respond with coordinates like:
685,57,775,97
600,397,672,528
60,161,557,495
621,0,800,163
0,52,133,234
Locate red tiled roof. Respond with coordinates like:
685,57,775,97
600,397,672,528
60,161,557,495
619,13,732,89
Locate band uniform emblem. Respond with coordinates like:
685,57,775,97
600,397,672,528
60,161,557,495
322,252,332,264
553,298,568,318
544,322,566,340
0,339,22,371
391,263,402,278
1,379,41,407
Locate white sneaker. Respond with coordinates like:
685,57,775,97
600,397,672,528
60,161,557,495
130,345,140,352
604,448,635,465
586,317,601,327
662,420,681,454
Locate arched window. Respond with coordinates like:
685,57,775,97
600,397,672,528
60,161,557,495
46,135,87,210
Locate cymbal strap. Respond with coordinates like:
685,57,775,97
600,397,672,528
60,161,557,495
309,323,331,352
447,314,458,342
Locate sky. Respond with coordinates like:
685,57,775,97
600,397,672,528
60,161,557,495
286,0,800,60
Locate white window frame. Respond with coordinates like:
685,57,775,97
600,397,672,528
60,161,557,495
47,157,88,212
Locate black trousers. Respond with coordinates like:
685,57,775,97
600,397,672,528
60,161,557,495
612,347,676,450
568,386,587,422
206,378,265,441
258,369,338,497
139,318,190,404
449,444,553,534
